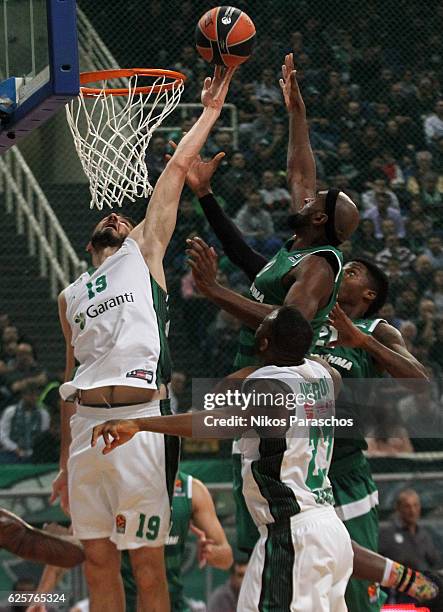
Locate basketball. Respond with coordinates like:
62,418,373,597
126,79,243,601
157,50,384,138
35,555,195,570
195,6,256,67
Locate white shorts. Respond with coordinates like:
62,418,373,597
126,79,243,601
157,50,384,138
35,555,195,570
68,400,179,550
237,507,353,612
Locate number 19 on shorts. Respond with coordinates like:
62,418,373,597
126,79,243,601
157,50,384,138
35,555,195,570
136,514,160,540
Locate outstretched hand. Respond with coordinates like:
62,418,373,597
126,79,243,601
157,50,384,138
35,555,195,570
201,66,236,111
91,419,140,454
186,236,219,296
279,53,305,114
328,304,367,348
167,141,224,197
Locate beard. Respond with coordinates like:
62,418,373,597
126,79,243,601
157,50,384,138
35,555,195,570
90,227,126,250
287,212,311,230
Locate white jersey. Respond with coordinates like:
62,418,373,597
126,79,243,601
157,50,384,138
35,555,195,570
238,358,336,527
60,237,171,400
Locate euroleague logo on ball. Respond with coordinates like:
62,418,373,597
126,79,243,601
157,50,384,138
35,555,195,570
195,5,256,67
222,6,235,24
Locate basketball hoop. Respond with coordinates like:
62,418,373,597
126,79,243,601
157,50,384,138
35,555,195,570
66,68,186,210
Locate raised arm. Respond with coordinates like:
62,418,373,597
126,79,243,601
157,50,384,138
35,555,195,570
279,53,316,212
187,237,333,329
178,149,267,280
130,67,235,289
328,305,429,382
50,292,75,515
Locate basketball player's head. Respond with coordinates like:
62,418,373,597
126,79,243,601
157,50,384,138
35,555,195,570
87,213,136,253
288,190,359,245
338,259,389,317
255,305,313,365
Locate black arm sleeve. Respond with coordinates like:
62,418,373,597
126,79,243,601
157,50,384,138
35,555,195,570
199,193,267,281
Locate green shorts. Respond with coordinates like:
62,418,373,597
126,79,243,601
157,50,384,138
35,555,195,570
330,452,386,612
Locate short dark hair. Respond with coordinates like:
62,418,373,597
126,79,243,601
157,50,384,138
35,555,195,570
353,258,389,317
270,306,313,361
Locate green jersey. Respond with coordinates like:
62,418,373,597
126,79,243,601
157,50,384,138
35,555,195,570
234,240,343,368
313,318,385,462
122,471,193,612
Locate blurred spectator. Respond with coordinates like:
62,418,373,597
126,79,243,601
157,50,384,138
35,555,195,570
258,170,291,210
145,136,167,182
406,198,434,233
254,68,281,105
206,311,242,377
169,371,187,414
399,320,418,353
0,383,49,463
425,268,443,314
406,150,443,195
379,489,442,603
421,172,443,221
378,302,402,329
415,298,437,347
208,560,248,612
206,130,234,159
406,218,427,254
366,402,413,455
352,218,383,258
429,320,443,370
218,152,256,211
361,177,400,211
234,191,281,257
412,253,435,292
3,342,47,399
327,141,361,189
423,235,443,268
380,150,405,188
174,198,207,246
375,234,415,272
363,192,406,239
32,411,61,463
424,100,443,145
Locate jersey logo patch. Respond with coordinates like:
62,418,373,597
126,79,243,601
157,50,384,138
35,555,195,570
116,514,126,534
126,369,154,383
74,312,86,330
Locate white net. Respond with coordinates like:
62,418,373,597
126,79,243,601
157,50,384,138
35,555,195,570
66,73,184,210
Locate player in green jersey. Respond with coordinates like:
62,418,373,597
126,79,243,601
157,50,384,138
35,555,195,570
181,53,358,558
313,258,428,611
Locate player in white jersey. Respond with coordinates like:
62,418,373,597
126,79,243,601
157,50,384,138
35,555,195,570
50,66,236,612
92,306,353,611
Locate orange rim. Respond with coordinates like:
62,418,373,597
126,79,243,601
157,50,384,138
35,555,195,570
79,68,187,97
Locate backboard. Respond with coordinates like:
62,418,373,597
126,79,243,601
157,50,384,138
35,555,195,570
0,0,79,153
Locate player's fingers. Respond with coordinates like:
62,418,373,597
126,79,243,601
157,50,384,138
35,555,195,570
186,237,206,254
91,425,102,447
209,246,218,262
168,140,178,150
193,236,210,249
213,151,225,166
214,65,222,81
190,524,206,538
204,76,212,90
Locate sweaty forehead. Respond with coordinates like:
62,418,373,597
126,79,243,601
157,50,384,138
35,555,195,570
344,261,367,274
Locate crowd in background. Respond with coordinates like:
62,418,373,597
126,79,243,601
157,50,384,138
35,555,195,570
1,0,443,460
